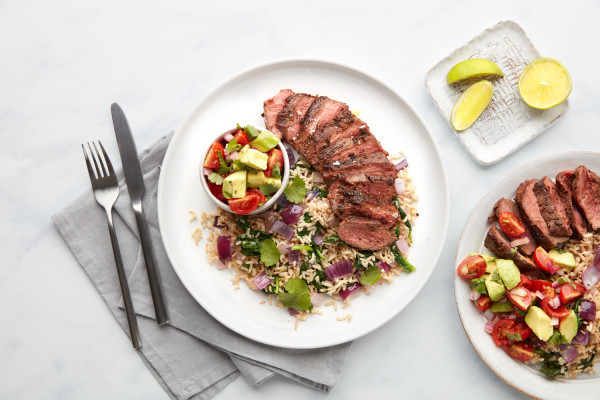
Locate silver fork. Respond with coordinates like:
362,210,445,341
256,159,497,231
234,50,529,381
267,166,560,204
82,141,142,349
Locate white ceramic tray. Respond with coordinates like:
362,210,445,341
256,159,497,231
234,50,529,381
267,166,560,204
425,20,570,166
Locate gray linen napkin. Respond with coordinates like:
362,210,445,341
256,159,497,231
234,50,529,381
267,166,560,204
52,133,352,399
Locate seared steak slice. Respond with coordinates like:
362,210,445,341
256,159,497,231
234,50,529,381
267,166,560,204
515,179,569,249
300,97,348,139
488,198,537,256
556,171,588,238
338,216,397,251
318,134,384,164
263,89,294,139
328,177,396,200
572,166,600,231
484,225,536,270
533,177,572,237
276,93,316,142
321,152,396,182
328,184,398,227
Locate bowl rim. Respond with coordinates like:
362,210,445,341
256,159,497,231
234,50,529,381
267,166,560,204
199,130,290,216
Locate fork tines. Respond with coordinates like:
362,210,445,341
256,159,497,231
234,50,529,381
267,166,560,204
82,141,116,182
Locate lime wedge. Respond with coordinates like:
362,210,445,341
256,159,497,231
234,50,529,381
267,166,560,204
518,58,571,109
447,58,504,84
451,80,494,131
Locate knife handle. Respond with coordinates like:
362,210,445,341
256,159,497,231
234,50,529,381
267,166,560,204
132,200,170,326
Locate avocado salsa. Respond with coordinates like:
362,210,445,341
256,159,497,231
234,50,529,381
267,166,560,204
203,125,285,215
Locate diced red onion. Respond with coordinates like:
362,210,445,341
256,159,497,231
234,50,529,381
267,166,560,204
283,143,296,166
510,237,530,247
394,178,405,195
325,260,354,281
228,151,239,161
313,234,324,246
582,246,600,290
339,282,362,300
215,260,227,270
310,292,326,306
270,220,295,241
535,290,545,300
507,313,517,320
549,296,561,309
551,317,559,326
213,216,226,229
204,168,213,176
263,210,276,232
552,280,561,289
579,299,596,321
395,158,408,171
313,172,324,183
288,248,301,265
572,328,590,345
559,345,579,363
483,309,495,321
277,194,292,208
377,261,391,274
252,272,271,290
395,238,409,255
470,290,481,301
306,190,320,202
484,320,494,334
280,204,303,225
288,307,300,316
217,236,232,264
223,132,235,142
555,269,565,276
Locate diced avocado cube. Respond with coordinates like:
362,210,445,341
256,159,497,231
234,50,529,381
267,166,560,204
485,271,506,301
239,145,268,170
496,259,521,290
222,171,247,199
490,300,514,313
250,130,280,152
264,176,282,189
247,171,266,189
525,306,553,341
548,249,576,270
559,310,578,343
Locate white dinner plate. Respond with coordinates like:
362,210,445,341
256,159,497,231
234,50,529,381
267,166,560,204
455,151,600,399
158,59,449,349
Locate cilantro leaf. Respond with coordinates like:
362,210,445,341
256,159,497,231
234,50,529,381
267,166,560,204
207,172,224,185
232,159,249,171
272,163,281,179
277,278,311,311
237,123,259,140
226,139,241,154
216,151,231,174
470,277,488,295
311,185,328,198
283,175,307,203
260,238,280,267
548,330,567,344
359,265,381,286
259,182,279,196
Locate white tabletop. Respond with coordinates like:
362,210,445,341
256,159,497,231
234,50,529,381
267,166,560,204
3,1,599,399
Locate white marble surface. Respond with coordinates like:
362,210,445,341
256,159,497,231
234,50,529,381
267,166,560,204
2,1,600,399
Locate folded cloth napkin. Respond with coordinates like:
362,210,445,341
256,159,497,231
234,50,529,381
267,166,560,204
52,132,352,399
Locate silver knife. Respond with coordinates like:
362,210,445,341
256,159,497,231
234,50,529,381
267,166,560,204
111,103,170,326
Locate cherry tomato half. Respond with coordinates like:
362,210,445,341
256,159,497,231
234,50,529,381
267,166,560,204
207,180,227,202
456,255,487,279
559,282,586,304
506,342,534,362
507,286,534,311
506,320,532,341
265,148,284,177
498,211,526,238
228,189,266,215
518,274,532,289
542,295,570,319
233,129,249,146
475,296,492,312
492,319,516,347
204,141,224,169
533,247,560,274
527,279,554,294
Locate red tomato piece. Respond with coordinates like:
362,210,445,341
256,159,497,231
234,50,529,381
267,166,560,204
533,247,560,273
204,141,224,169
227,189,267,215
233,129,249,146
507,286,534,311
456,255,487,279
207,180,227,202
506,342,534,362
559,282,586,304
492,319,516,347
247,188,267,205
506,321,532,341
265,148,284,177
528,279,554,293
518,274,532,289
498,211,526,238
475,296,492,312
541,295,570,319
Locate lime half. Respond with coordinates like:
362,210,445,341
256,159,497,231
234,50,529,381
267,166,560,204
451,80,494,131
518,58,571,109
447,58,504,84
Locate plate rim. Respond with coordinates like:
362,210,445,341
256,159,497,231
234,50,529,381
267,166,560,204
454,150,600,398
158,58,450,348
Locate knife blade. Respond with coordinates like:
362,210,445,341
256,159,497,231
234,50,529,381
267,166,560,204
111,102,170,326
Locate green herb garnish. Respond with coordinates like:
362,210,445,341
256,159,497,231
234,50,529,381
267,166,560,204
391,243,415,272
303,213,312,223
207,172,224,185
277,278,311,311
226,139,241,154
260,238,280,267
216,151,231,174
259,182,279,195
283,175,308,203
237,123,260,141
311,185,329,198
470,277,488,295
272,163,281,179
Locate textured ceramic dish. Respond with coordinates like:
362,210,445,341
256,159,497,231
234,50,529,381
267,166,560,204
455,152,600,399
426,20,570,166
158,59,449,349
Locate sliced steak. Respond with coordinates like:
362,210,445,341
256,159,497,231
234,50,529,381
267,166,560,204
328,177,396,201
515,179,569,249
484,225,536,270
556,171,588,238
488,198,537,256
572,166,600,231
263,89,294,139
321,152,396,182
533,177,572,237
328,184,398,227
276,93,316,142
338,216,397,251
317,134,384,164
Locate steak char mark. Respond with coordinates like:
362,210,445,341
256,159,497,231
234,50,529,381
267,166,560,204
556,171,588,238
572,166,600,231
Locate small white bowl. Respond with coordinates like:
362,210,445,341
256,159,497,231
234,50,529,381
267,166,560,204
199,130,290,216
